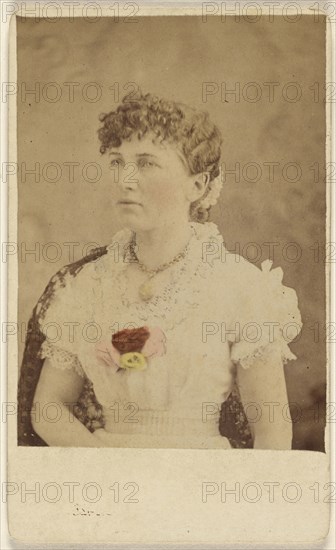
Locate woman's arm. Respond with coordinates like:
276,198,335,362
32,359,105,447
236,346,293,450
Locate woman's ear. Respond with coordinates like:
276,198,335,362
187,172,211,202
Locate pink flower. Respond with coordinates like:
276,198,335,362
95,326,166,372
141,326,166,358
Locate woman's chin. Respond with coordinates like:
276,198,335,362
118,214,148,232
118,208,141,222
116,207,159,233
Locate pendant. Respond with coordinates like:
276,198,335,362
138,279,155,301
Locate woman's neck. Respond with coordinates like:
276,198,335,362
133,220,194,270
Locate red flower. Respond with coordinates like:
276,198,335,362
95,326,166,372
112,326,150,353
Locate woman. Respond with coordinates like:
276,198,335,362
19,91,302,449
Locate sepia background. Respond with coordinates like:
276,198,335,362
17,15,326,451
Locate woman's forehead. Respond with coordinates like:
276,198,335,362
109,133,180,159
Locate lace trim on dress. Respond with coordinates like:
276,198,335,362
229,257,302,369
39,340,85,378
92,221,223,331
231,339,298,370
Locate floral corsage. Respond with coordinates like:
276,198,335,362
95,326,166,372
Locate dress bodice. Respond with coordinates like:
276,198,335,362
38,221,302,446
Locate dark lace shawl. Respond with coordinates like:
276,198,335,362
17,246,253,449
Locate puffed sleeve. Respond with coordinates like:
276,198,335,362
229,259,302,369
36,265,94,378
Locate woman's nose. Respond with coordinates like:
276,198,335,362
119,163,140,190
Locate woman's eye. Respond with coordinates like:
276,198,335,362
139,159,156,168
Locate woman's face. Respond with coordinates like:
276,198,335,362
105,133,200,232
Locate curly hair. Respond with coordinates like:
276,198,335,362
98,91,222,222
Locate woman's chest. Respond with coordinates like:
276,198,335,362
78,268,235,408
89,288,232,388
93,261,231,330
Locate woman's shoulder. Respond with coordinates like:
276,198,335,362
197,222,285,287
34,246,104,329
43,227,131,295
195,222,300,317
214,246,301,319
201,224,302,360
203,224,297,297
36,227,131,319
213,248,302,368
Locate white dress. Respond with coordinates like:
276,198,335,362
38,221,302,449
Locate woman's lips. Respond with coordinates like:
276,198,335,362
117,200,142,206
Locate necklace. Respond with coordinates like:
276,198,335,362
127,230,193,302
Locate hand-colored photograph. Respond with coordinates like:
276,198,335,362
16,14,326,452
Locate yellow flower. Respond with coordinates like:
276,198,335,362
120,352,148,371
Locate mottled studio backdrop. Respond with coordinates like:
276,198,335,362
17,15,326,450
